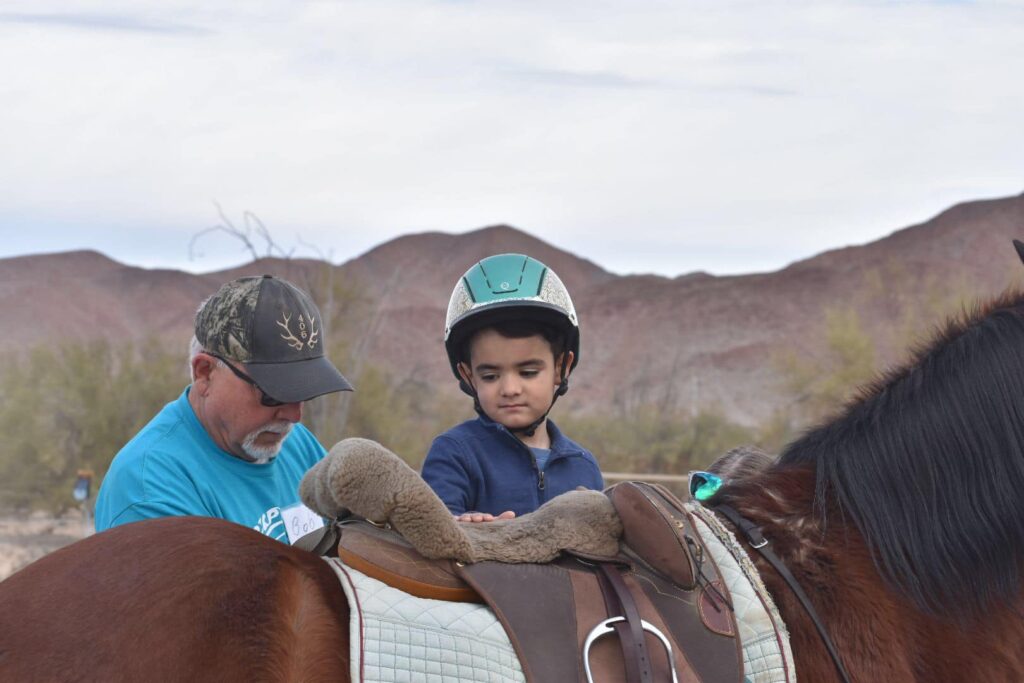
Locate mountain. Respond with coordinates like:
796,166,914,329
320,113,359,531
2,194,1023,426
0,251,221,350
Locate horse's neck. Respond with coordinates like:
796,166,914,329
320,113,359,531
724,465,1024,682
727,465,818,534
724,467,908,679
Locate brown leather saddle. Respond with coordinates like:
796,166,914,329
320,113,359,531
305,482,743,683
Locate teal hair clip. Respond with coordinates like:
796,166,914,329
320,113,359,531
689,471,723,502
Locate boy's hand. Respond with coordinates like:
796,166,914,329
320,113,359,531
455,510,516,523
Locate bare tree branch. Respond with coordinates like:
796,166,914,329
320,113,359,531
243,210,293,259
190,202,295,262
296,236,333,263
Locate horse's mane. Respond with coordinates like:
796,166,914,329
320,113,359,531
778,289,1024,620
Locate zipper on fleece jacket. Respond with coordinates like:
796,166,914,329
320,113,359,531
497,424,547,492
493,419,594,498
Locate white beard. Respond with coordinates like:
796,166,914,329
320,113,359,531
241,420,294,464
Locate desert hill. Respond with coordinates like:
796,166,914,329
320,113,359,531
2,192,1023,425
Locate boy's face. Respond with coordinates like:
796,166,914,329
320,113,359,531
458,329,572,431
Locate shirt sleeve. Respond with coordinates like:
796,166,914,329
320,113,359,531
94,451,212,532
583,451,605,490
101,498,203,530
421,436,474,515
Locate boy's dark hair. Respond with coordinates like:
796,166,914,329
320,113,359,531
458,319,567,365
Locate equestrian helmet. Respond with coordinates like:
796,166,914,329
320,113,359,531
444,253,580,391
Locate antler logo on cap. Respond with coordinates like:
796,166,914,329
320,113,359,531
277,311,319,351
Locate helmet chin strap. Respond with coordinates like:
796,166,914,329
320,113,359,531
514,380,566,438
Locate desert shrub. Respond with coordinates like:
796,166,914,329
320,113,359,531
560,406,755,478
0,339,183,512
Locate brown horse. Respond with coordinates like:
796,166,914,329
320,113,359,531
0,517,352,682
5,289,1024,682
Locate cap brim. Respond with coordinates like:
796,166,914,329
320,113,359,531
245,355,354,403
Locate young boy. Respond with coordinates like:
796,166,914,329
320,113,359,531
421,253,603,521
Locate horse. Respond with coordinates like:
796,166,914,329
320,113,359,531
705,289,1024,681
0,516,352,682
5,288,1024,682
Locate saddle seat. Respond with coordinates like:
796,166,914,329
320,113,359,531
333,519,482,603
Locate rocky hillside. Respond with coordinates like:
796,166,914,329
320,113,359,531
2,193,1023,425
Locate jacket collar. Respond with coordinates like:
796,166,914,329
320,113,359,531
475,413,583,456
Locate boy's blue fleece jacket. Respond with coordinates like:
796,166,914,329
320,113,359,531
421,415,604,516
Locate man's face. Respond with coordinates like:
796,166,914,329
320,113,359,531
192,354,303,463
459,329,567,431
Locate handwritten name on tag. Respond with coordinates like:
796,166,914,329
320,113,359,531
282,503,325,545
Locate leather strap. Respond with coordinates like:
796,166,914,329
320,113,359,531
596,563,653,683
713,504,853,683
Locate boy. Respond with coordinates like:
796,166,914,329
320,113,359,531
422,253,603,521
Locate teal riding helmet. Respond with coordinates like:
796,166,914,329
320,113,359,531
444,253,580,397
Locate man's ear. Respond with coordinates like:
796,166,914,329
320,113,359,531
457,361,474,388
191,353,217,387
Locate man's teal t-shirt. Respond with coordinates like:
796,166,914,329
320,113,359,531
95,387,326,543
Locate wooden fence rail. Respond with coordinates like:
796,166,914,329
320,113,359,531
602,472,691,484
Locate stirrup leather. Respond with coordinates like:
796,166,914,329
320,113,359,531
582,616,679,683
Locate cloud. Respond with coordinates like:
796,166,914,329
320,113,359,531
497,67,796,96
498,67,656,89
0,1,1023,277
0,11,210,35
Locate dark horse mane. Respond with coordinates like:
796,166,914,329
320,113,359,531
773,289,1024,621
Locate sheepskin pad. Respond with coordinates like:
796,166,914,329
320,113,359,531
300,438,622,564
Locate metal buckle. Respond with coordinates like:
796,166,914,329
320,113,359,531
582,616,679,683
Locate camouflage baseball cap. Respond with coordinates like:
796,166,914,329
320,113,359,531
195,275,353,403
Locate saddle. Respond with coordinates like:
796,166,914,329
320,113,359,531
300,439,743,683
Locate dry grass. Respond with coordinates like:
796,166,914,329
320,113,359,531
0,510,93,581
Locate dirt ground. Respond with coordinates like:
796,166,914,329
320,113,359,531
0,510,94,581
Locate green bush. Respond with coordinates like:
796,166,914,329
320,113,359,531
0,339,183,512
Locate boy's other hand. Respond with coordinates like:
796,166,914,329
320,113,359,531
455,510,516,523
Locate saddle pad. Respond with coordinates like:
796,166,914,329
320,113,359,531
324,557,525,683
687,504,797,683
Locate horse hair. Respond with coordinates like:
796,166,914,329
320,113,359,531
707,445,776,483
777,289,1024,620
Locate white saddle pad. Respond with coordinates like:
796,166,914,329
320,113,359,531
324,557,526,683
688,503,797,683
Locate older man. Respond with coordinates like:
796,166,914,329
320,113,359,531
95,274,352,543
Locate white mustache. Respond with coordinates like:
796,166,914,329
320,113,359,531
255,420,295,437
242,421,295,463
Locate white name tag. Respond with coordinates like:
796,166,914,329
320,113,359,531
282,503,325,545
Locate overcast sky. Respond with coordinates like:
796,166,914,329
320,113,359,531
1,0,1022,277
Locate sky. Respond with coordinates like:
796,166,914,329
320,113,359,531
1,0,1022,277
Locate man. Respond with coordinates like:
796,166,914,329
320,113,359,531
95,274,353,544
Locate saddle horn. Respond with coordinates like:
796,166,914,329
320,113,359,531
1014,239,1024,265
